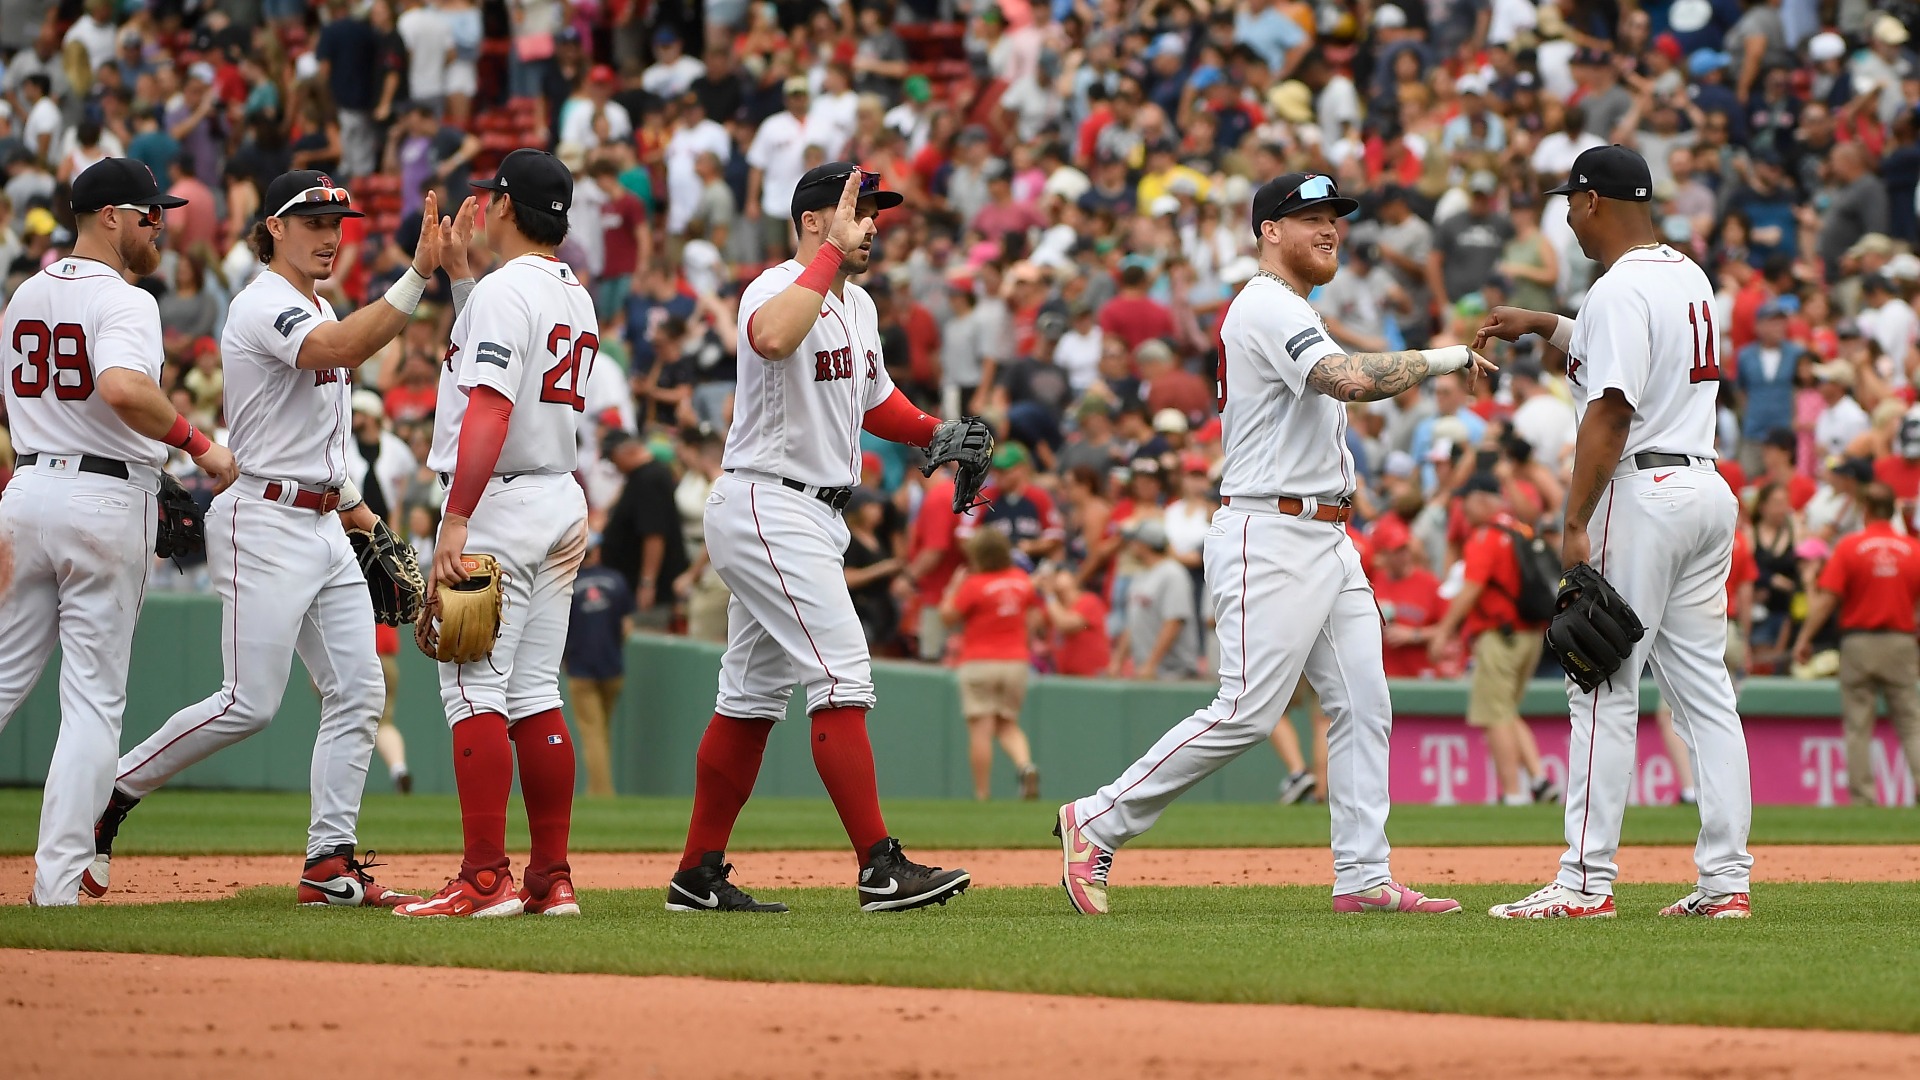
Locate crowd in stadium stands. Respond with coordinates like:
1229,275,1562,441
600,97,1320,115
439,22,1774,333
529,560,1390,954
4,0,1920,700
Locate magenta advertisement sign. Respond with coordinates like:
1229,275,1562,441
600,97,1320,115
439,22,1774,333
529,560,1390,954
1390,715,1917,807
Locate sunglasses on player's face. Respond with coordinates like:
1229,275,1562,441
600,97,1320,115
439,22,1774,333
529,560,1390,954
273,185,352,219
110,203,164,228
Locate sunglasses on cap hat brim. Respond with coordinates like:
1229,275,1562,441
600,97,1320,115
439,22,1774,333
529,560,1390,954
798,167,904,213
273,185,365,219
1263,174,1361,224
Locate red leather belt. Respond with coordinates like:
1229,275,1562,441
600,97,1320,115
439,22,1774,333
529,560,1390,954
263,480,343,512
1221,495,1352,524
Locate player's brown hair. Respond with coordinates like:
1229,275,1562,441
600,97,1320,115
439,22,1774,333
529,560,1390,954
248,218,275,262
965,526,1015,573
1860,482,1897,521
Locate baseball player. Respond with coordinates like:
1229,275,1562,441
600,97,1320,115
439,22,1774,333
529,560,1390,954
1056,173,1493,916
394,149,594,919
87,170,443,908
1478,145,1753,919
0,159,237,906
664,162,983,914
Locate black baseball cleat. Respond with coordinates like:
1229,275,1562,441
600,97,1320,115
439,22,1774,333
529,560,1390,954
81,789,140,898
665,852,790,913
858,838,970,912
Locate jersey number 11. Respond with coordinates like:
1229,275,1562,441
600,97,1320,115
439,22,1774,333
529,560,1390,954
1686,302,1721,384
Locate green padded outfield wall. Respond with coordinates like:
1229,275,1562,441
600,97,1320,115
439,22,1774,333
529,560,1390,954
0,594,1858,800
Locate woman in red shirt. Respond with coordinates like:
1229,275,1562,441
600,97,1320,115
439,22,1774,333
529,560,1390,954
941,528,1043,800
1043,566,1112,677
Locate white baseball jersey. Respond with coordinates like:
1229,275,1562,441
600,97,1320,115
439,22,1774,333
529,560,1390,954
428,254,595,477
1566,244,1719,459
2,258,166,467
221,269,351,486
726,261,897,489
1214,275,1353,500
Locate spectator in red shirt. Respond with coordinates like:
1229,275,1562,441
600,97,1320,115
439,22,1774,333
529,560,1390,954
905,470,966,660
1137,338,1213,422
1099,263,1175,350
1873,405,1920,526
1367,516,1442,678
1427,473,1556,805
1043,565,1111,677
1754,428,1817,509
941,528,1043,801
382,353,440,426
589,158,651,321
1795,483,1920,803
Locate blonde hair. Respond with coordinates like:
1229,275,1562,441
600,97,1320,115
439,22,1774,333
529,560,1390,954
964,527,1014,572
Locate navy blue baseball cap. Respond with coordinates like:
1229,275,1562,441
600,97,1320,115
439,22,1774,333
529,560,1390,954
1545,144,1653,202
471,148,573,217
790,161,905,220
71,157,187,213
264,169,364,219
1250,172,1358,236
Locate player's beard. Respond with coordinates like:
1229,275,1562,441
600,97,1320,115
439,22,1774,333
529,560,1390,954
1284,233,1339,288
843,242,873,275
120,229,162,278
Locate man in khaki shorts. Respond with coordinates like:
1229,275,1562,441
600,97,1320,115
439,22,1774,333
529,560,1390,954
942,528,1041,800
1429,472,1558,804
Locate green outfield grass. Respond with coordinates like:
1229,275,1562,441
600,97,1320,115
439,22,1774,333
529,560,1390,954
3,883,1916,1031
3,789,1918,856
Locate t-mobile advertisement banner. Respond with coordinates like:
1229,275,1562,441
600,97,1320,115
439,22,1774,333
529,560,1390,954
1389,715,1917,807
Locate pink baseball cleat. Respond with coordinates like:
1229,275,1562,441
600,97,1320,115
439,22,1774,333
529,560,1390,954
1660,889,1751,918
1333,881,1463,914
1054,803,1112,915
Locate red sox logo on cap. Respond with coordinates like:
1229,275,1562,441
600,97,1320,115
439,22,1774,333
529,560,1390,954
315,173,333,187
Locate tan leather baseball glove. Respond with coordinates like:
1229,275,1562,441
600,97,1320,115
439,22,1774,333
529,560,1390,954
415,553,506,664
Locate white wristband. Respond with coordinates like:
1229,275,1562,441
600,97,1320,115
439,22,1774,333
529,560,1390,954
1420,345,1473,376
337,476,364,513
384,268,428,315
1549,315,1576,353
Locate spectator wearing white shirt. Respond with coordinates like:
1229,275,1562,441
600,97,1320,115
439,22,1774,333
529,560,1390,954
19,73,60,164
1858,273,1919,387
1812,360,1873,462
397,0,455,115
62,0,117,73
884,74,934,155
806,63,860,159
641,27,706,100
746,77,814,258
559,65,633,149
1507,356,1577,470
664,92,731,236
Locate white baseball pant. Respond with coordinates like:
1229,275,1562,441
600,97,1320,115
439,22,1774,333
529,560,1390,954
1074,503,1395,895
1560,461,1752,896
0,462,156,905
705,472,876,720
438,473,588,725
114,482,384,861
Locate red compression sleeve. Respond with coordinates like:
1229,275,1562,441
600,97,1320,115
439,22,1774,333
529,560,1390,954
861,388,941,448
445,385,512,519
794,241,844,295
163,414,211,456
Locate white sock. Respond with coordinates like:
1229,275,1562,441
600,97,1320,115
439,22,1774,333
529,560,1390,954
1502,792,1531,806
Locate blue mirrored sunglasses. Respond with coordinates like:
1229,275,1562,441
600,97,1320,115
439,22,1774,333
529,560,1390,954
1292,174,1337,201
849,168,881,194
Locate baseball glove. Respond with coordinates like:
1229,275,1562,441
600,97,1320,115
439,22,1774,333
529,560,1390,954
349,521,425,626
1546,562,1646,693
414,553,506,664
923,416,994,514
153,472,205,568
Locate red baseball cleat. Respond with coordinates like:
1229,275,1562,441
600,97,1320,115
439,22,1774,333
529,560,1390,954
1660,889,1751,918
519,875,581,916
1488,882,1617,919
393,868,524,919
297,847,421,908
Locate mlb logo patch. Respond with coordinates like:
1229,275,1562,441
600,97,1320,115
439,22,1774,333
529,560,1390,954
547,734,564,745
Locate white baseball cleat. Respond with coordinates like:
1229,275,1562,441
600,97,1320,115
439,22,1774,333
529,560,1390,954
1489,882,1616,919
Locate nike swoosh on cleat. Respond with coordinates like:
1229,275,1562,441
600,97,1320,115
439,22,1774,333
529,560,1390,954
671,882,720,908
301,878,359,902
858,877,901,896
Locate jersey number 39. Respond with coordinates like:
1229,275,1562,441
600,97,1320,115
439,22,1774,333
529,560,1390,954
8,320,92,401
540,324,600,412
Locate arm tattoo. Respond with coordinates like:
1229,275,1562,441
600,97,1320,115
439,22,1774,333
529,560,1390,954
1305,350,1431,402
1570,458,1609,525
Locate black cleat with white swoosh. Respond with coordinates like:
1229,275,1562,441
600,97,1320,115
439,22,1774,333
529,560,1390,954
858,838,969,912
665,851,789,913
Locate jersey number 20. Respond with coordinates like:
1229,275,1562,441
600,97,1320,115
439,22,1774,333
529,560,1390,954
540,324,600,412
1686,302,1721,384
9,320,92,401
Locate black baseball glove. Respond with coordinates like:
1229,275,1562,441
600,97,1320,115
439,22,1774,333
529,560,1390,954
1546,562,1646,693
153,472,205,569
349,520,426,626
923,416,994,514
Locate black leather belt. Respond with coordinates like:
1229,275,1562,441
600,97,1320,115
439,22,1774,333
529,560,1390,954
1633,452,1699,470
784,477,852,511
18,452,130,479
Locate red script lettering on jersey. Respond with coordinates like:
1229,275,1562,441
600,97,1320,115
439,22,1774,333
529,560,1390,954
813,346,855,382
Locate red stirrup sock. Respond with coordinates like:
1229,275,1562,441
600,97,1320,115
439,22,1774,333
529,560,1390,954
451,712,513,884
679,713,776,871
508,708,575,897
810,706,889,862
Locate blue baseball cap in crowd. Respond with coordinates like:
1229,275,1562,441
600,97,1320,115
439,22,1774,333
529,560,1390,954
1689,49,1732,77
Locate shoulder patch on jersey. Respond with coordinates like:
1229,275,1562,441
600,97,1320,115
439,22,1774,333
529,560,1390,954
1284,326,1326,361
274,307,313,338
473,342,512,368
